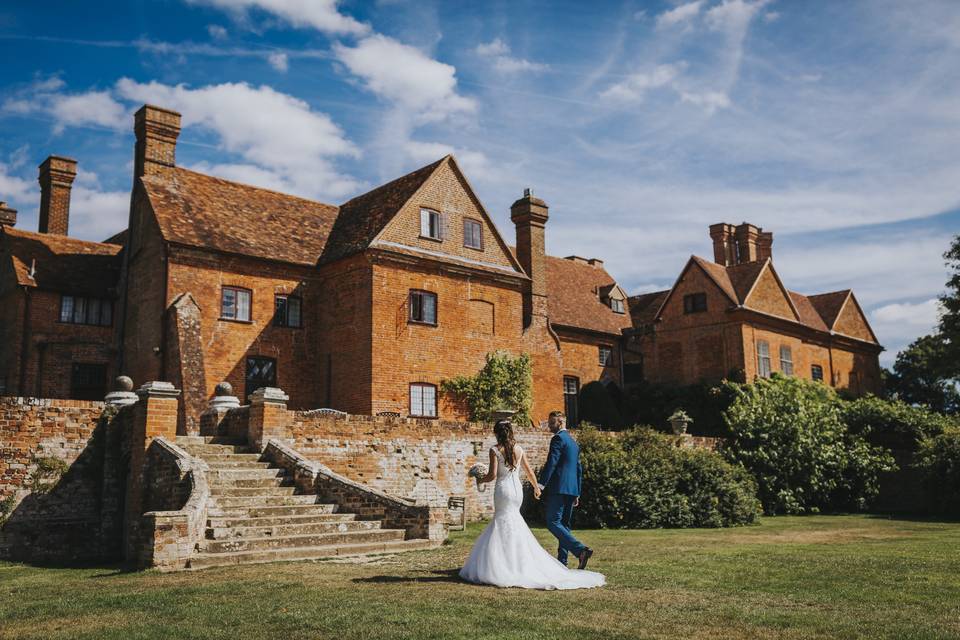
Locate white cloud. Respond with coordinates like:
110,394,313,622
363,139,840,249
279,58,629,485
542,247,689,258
872,299,943,327
267,51,289,71
656,1,704,29
333,34,475,122
115,78,361,200
705,0,771,33
600,63,684,102
70,170,129,240
2,78,127,133
679,90,731,113
207,24,228,40
186,0,369,36
763,11,780,22
475,38,549,73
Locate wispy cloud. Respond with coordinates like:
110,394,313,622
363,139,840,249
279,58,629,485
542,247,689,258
475,38,549,73
184,0,369,36
656,1,704,29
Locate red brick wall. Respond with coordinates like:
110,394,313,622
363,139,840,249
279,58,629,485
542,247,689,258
288,411,552,521
557,329,623,390
369,258,525,420
0,288,24,396
743,266,797,320
122,205,168,388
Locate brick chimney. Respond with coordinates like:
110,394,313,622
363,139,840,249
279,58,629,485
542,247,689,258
709,223,736,266
734,222,760,263
134,105,182,178
0,201,16,227
757,230,773,261
511,188,549,329
38,155,77,235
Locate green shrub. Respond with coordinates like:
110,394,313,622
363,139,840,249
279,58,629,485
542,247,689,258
843,396,954,451
29,456,70,494
622,380,737,436
916,427,960,517
441,351,532,427
577,426,760,528
0,494,15,524
722,376,896,515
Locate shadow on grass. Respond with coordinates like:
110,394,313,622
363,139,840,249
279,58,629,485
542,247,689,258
353,568,465,584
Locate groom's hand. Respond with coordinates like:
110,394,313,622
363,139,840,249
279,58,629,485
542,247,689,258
574,496,580,507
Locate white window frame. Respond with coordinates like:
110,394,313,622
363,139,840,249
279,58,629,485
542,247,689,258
463,218,483,249
410,383,438,418
420,208,442,241
779,345,794,376
757,340,772,378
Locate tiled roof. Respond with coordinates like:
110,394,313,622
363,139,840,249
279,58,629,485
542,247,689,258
321,158,445,265
691,256,740,303
103,229,128,246
726,260,768,302
788,291,830,332
1,227,122,297
141,167,340,267
628,290,669,326
807,290,850,329
544,255,634,335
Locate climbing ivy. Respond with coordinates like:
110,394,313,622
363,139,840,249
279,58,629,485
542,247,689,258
441,351,533,427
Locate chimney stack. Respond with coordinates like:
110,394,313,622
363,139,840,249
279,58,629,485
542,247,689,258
134,105,182,178
757,230,773,261
511,188,549,329
734,222,760,264
38,155,77,235
0,201,16,227
709,223,736,266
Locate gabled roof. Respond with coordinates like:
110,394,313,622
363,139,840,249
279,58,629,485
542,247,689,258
807,290,851,328
628,290,669,326
1,226,122,297
788,291,829,332
321,157,445,265
544,255,634,335
141,167,340,267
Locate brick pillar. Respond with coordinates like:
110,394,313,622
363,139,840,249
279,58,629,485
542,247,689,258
134,105,182,179
734,223,760,264
511,189,550,330
38,155,77,235
709,223,736,266
200,381,241,437
248,387,291,451
123,381,180,562
757,230,773,262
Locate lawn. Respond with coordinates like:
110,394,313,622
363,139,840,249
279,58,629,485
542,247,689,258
1,516,959,640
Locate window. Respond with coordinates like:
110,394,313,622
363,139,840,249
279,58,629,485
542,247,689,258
71,363,107,401
683,293,708,314
779,345,794,375
274,294,302,328
221,286,252,322
420,208,442,241
410,383,437,418
610,298,625,314
811,364,824,382
409,290,438,325
599,345,613,366
59,295,113,327
563,376,580,427
757,340,772,378
245,356,276,400
463,218,483,249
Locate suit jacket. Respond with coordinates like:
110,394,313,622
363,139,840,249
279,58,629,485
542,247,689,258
538,429,582,497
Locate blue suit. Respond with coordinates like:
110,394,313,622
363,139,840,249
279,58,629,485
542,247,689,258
538,429,586,565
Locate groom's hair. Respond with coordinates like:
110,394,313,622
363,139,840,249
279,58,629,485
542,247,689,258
549,411,564,419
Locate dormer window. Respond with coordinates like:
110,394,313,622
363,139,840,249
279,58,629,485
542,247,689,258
610,298,624,314
420,208,442,241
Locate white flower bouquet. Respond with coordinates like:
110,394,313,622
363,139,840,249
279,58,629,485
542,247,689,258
469,464,488,492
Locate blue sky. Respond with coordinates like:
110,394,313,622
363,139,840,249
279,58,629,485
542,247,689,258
1,0,958,365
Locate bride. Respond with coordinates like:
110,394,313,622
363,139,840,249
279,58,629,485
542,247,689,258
459,420,605,590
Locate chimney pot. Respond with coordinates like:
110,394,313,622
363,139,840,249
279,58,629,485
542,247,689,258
0,201,16,227
757,230,773,262
709,222,736,266
38,155,77,235
134,104,182,178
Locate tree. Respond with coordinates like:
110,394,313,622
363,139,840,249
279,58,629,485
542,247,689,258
939,234,960,378
886,334,960,414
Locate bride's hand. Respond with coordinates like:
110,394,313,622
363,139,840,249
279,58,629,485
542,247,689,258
533,485,542,500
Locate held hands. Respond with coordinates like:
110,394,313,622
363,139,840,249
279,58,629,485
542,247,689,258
574,496,580,507
532,484,542,500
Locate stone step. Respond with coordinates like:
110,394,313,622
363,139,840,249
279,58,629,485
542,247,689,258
209,485,297,497
207,519,382,540
208,475,291,489
206,468,286,482
176,436,248,446
178,443,254,455
210,494,318,508
187,538,437,570
207,503,338,519
198,451,269,466
200,528,406,554
207,512,355,530
205,459,273,469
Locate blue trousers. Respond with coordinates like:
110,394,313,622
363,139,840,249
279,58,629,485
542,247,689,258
543,493,586,565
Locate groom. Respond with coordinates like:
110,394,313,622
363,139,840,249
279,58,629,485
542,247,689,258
537,411,593,570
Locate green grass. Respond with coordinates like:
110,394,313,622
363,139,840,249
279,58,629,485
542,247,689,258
1,516,959,639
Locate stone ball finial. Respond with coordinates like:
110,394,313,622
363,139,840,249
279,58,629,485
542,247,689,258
115,376,134,392
215,381,233,397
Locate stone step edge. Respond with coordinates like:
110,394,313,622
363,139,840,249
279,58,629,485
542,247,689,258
207,513,356,527
186,539,439,570
200,528,406,550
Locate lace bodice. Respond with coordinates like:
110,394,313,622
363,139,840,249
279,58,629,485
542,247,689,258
492,445,523,480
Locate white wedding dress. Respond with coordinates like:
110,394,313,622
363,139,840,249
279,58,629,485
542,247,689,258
459,445,605,590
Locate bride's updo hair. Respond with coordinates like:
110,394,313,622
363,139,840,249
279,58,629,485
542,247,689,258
494,420,517,469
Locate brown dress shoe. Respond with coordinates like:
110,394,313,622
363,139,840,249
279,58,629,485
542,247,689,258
577,547,593,570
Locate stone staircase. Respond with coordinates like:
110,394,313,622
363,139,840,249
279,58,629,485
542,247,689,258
175,436,435,569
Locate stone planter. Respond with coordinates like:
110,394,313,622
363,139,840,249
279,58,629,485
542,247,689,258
491,409,516,422
669,418,690,435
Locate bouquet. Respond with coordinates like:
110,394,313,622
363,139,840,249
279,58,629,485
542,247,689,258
468,464,488,492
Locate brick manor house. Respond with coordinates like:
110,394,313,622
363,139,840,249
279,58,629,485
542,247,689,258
0,105,883,429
